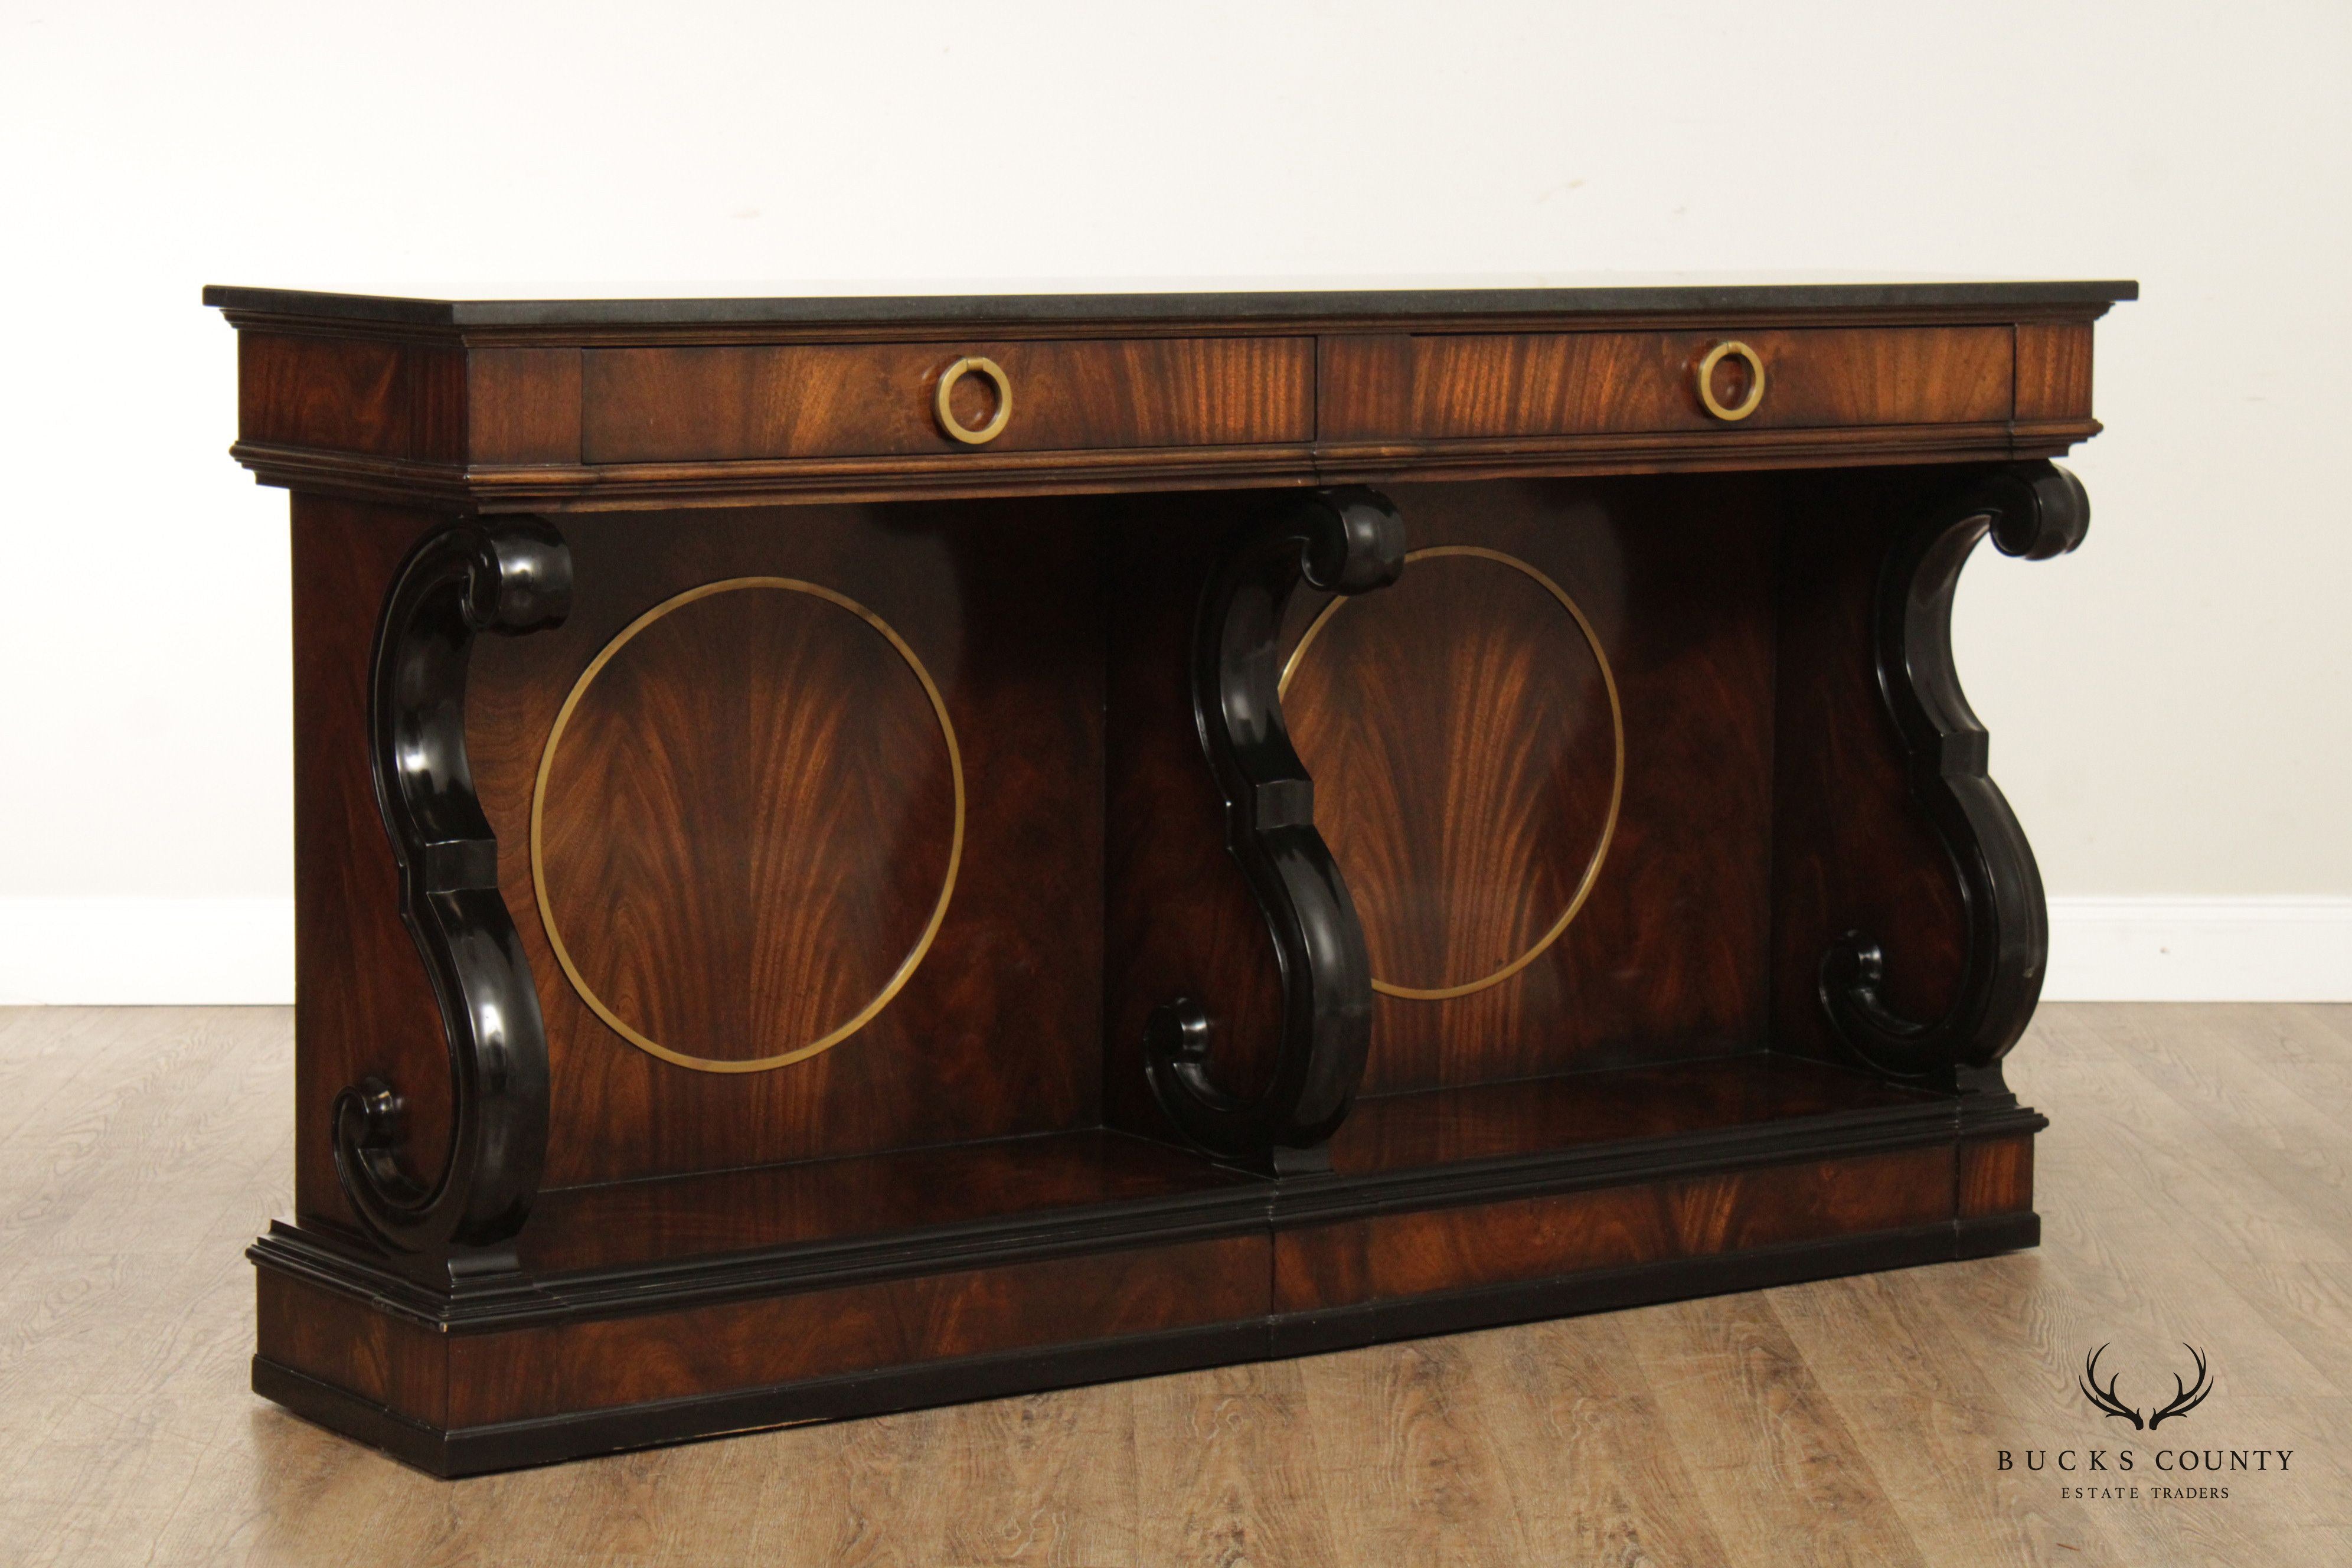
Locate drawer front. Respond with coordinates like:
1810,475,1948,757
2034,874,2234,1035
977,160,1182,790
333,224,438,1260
583,337,1315,463
1319,326,2014,442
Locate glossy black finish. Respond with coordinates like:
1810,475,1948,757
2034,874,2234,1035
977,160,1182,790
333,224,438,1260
202,279,2139,329
335,520,572,1262
1818,461,2090,1084
1145,488,1405,1174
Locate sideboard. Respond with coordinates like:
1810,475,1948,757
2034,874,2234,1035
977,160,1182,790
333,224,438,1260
207,277,2133,1474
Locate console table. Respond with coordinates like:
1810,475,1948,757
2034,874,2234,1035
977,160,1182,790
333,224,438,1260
210,278,2132,1475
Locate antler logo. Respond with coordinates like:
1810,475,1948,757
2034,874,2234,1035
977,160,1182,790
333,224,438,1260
2078,1343,2214,1430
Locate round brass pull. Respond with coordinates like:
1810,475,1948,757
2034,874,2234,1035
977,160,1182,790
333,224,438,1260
1694,340,1767,422
933,356,1012,445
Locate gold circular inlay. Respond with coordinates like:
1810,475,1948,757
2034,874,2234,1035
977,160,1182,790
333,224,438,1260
1279,545,1625,1002
1695,339,1767,422
530,577,964,1073
933,355,1013,445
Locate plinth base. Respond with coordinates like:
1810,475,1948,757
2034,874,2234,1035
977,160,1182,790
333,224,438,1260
251,1053,2041,1476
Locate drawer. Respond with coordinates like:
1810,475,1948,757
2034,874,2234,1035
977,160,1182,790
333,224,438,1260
582,337,1316,463
1318,326,2014,442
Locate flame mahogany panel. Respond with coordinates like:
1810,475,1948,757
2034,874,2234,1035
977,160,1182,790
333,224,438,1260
443,1236,1268,1427
259,1273,449,1426
1285,545,1615,999
1319,326,2013,442
2014,324,2096,422
257,1234,1269,1432
1273,1145,1958,1314
582,338,1315,463
466,347,584,465
533,584,956,1069
241,332,468,462
1959,1134,2036,1218
1280,478,1779,1093
466,502,1106,1184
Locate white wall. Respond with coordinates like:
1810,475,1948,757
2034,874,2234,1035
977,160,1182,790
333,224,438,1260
1,1,2346,1002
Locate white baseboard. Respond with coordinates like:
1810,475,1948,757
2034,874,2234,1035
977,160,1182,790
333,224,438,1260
0,894,2343,1008
0,897,295,1005
2043,896,2352,1002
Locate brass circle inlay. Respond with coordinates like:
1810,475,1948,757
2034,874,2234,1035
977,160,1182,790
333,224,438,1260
933,355,1013,445
530,577,965,1073
1696,339,1767,422
1280,545,1625,1002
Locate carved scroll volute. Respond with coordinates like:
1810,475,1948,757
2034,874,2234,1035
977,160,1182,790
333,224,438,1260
1145,488,1406,1175
334,518,571,1260
1819,461,2089,1087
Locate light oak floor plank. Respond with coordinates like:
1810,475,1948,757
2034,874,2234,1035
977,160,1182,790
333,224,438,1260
4,1004,2348,1565
1618,1291,1930,1568
1461,1312,1736,1566
1294,1333,1536,1566
1132,1358,1342,1568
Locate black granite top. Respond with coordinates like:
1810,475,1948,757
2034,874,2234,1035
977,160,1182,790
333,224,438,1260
202,278,2138,329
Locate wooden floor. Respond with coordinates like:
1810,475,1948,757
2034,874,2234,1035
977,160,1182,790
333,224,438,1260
3,1005,2348,1566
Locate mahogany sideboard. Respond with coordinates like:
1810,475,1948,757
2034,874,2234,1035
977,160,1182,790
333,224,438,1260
208,278,2134,1475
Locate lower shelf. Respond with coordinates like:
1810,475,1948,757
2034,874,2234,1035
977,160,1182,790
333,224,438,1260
251,1051,2045,1476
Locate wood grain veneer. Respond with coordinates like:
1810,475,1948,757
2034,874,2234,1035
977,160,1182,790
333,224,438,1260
2014,322,2096,421
1273,1146,1958,1314
240,332,468,463
466,347,583,465
1282,478,1779,1094
257,1271,449,1427
1318,326,2014,441
468,502,1108,1182
1285,545,1616,999
580,338,1315,462
443,1236,1270,1426
1958,1133,2036,1218
532,579,958,1071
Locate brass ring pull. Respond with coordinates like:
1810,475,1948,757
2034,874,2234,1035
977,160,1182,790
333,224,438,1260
933,356,1012,445
1695,340,1767,422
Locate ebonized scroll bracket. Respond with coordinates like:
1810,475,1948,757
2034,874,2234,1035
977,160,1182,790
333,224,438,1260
1145,488,1406,1176
1819,460,2090,1089
334,518,572,1268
